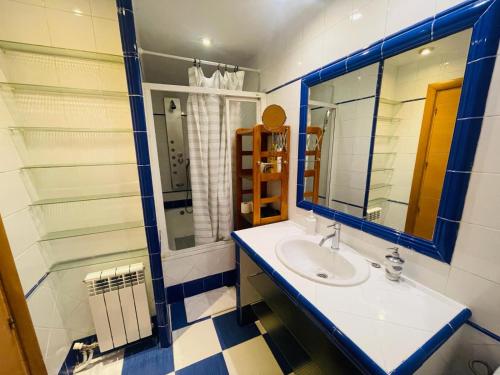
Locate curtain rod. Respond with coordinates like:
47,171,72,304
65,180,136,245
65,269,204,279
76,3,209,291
138,48,261,74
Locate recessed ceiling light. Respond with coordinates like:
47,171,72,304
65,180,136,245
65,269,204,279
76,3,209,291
350,11,363,21
419,47,434,56
201,38,212,47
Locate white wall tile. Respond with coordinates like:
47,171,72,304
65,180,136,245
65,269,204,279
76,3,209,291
2,208,39,257
473,116,500,173
351,0,388,49
163,243,235,286
46,8,96,51
385,0,436,36
403,249,451,293
45,0,91,15
14,242,47,294
446,267,500,336
0,130,22,173
92,18,122,55
27,283,65,329
452,222,500,284
90,0,117,20
461,172,500,229
34,327,50,360
0,0,51,45
44,328,72,374
435,0,465,13
0,170,31,217
485,58,500,117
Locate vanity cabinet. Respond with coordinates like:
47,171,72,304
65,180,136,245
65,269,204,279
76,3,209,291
239,248,361,374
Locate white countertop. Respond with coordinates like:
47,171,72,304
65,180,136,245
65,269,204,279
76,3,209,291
234,220,468,373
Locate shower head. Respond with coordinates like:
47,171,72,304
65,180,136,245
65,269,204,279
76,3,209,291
169,100,177,111
323,109,333,132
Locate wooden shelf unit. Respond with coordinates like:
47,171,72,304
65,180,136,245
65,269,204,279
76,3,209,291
303,126,323,204
236,125,290,229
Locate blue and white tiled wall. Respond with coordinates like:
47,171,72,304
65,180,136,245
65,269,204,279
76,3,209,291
115,0,171,347
252,0,500,372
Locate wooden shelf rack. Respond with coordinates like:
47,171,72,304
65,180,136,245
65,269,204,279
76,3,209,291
236,125,290,229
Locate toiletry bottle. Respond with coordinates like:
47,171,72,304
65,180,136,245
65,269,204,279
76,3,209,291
305,210,317,235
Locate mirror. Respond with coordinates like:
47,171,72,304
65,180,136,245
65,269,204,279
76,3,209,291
304,29,471,241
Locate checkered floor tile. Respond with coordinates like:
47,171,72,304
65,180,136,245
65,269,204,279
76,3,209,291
76,289,292,375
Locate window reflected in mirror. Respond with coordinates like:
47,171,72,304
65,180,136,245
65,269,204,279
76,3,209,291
303,29,471,241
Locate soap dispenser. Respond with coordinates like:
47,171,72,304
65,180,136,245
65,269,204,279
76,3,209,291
305,210,317,235
384,247,405,281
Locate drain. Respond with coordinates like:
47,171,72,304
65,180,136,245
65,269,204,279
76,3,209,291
316,272,328,279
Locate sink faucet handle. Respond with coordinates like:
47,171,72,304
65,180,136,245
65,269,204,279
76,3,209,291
328,222,341,229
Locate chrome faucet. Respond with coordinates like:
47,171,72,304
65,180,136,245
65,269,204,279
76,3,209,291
319,222,341,250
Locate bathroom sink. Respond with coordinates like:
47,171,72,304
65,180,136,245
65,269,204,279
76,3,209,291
275,235,370,286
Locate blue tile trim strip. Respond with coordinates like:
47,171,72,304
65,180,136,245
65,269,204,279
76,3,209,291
295,0,500,264
363,61,384,218
467,321,500,343
116,0,171,347
334,94,375,106
24,272,50,299
331,198,364,209
232,231,471,375
165,270,237,304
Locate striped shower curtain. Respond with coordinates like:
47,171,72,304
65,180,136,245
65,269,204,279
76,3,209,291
186,67,245,245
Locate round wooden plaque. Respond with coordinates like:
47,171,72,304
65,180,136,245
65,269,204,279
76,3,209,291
262,104,286,130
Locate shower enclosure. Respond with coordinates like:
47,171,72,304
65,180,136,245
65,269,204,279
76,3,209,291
143,83,265,255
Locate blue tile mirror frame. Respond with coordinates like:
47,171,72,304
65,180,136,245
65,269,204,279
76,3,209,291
296,0,500,264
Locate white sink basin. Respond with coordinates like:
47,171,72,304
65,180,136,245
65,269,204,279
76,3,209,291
275,235,370,286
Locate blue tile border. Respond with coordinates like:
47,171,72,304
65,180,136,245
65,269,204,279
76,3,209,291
294,0,500,264
165,270,237,304
232,231,471,375
115,0,171,347
362,61,384,218
24,272,50,299
467,321,500,343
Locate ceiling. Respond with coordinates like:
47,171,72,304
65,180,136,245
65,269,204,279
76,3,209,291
133,0,325,84
386,29,472,67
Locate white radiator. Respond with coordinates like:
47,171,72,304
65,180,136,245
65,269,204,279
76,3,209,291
84,263,152,352
366,206,382,222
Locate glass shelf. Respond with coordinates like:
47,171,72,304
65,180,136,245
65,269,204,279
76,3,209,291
22,161,137,170
371,168,394,172
376,115,402,122
30,191,141,206
49,247,148,273
0,40,124,63
0,82,128,97
368,197,388,205
369,183,392,190
9,126,133,133
375,135,399,139
39,221,144,242
379,98,402,105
